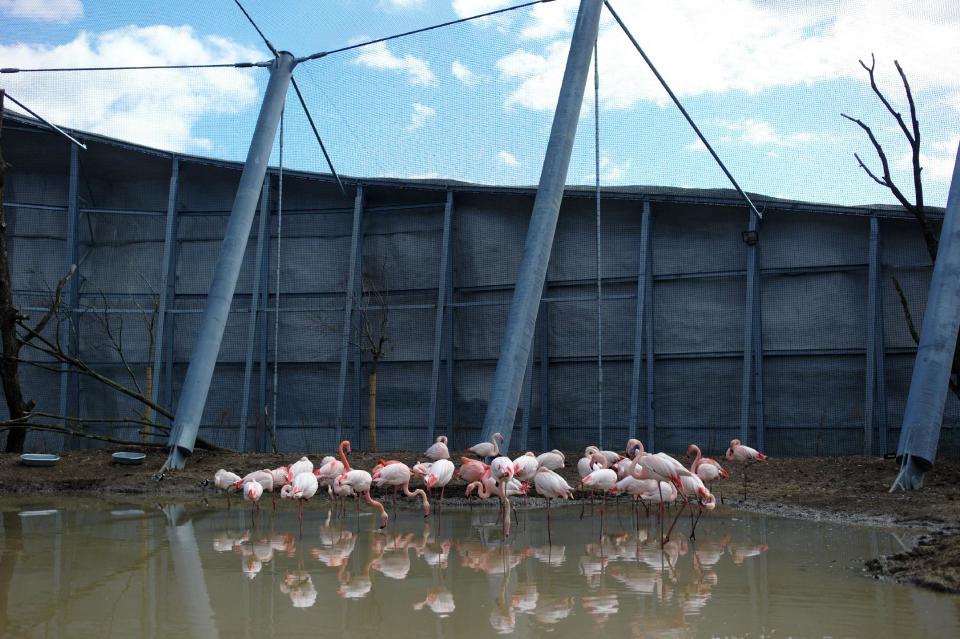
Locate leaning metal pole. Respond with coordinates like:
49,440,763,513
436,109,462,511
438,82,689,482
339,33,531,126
164,52,295,470
479,0,604,445
891,143,960,490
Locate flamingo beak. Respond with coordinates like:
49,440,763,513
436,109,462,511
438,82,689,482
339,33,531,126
426,476,437,488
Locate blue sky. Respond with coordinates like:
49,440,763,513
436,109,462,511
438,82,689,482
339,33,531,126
1,0,958,207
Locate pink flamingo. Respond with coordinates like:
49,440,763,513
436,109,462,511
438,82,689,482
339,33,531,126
373,463,431,518
490,456,516,537
424,435,450,461
243,481,264,512
688,444,729,484
468,432,503,461
726,438,768,500
512,452,539,482
456,457,488,483
213,469,241,509
533,467,574,545
283,472,319,532
423,459,455,505
235,469,274,508
581,454,618,535
340,468,388,529
287,456,313,478
536,449,565,470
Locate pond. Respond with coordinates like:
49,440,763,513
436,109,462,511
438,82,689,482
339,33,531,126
0,497,957,638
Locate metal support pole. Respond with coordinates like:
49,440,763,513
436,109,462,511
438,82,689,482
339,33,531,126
892,143,960,489
865,216,879,455
480,0,603,443
875,240,889,453
428,191,454,440
58,143,80,447
739,211,760,442
752,242,765,451
518,345,534,451
237,178,271,451
164,52,295,469
444,208,456,442
257,177,272,446
628,201,651,440
644,231,655,450
336,185,364,441
150,157,179,426
538,299,551,451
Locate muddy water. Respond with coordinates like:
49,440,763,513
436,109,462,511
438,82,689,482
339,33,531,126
0,498,957,638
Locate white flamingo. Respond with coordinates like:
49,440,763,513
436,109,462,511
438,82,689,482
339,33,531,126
533,467,574,544
468,432,504,460
536,449,565,470
424,435,450,461
373,463,431,518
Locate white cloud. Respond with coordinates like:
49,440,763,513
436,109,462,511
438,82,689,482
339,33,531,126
717,119,819,147
406,102,436,131
520,0,576,40
949,93,960,114
451,60,479,86
496,150,519,166
685,139,707,152
0,0,81,22
496,1,960,111
582,157,631,183
452,0,508,17
379,0,424,10
903,135,959,183
354,40,435,85
0,25,260,152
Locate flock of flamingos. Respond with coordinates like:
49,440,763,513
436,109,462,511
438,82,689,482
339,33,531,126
211,434,768,544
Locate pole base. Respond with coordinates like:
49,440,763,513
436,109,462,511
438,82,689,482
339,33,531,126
889,454,928,492
162,445,191,472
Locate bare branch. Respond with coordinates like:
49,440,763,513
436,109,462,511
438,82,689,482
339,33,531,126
859,54,914,145
24,265,76,348
853,153,886,187
891,276,920,345
895,59,924,214
841,113,916,213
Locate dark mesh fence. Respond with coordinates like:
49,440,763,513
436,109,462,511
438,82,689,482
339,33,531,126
3,114,959,459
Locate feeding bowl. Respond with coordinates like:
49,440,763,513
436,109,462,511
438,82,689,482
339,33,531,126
112,451,146,465
19,453,60,467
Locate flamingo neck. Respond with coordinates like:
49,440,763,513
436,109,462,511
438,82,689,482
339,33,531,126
690,446,702,471
339,442,351,470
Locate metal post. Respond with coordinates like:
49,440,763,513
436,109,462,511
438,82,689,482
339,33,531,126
739,211,760,442
864,216,879,455
537,299,551,451
444,208,456,442
875,239,889,453
892,143,960,489
150,158,179,424
336,186,364,441
58,143,80,446
629,201,651,440
428,191,454,440
165,52,295,469
480,0,604,443
644,231,655,450
752,242,765,451
257,178,272,446
237,178,271,451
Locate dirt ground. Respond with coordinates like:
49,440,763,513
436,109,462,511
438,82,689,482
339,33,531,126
0,447,958,592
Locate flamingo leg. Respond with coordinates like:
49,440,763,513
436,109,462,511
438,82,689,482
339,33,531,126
298,499,304,537
663,500,688,546
690,505,704,540
546,498,552,546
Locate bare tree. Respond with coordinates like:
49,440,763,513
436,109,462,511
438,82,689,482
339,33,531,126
351,274,390,452
0,95,224,450
842,54,960,397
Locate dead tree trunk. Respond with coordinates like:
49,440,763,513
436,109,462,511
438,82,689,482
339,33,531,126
0,91,32,453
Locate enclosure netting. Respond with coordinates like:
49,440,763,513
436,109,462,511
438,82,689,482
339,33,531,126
1,0,958,457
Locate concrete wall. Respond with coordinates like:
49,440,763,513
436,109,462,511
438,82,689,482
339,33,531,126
4,113,958,456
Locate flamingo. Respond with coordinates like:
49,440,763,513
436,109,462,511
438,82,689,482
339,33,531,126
456,457,488,483
235,469,274,509
213,469,241,508
687,444,729,487
468,432,503,461
283,472,319,532
578,446,601,480
243,481,264,511
423,459,455,505
513,452,539,482
536,449,565,470
609,475,659,526
490,456,517,537
533,467,574,545
726,438,768,500
581,454,618,534
340,468,388,529
373,463,431,518
424,435,450,461
288,456,314,478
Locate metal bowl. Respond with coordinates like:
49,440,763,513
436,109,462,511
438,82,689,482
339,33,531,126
19,453,60,467
112,451,146,465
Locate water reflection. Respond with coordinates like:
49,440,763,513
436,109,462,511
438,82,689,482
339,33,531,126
0,499,957,638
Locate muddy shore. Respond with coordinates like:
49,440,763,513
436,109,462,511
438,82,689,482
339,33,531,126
1,448,958,593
